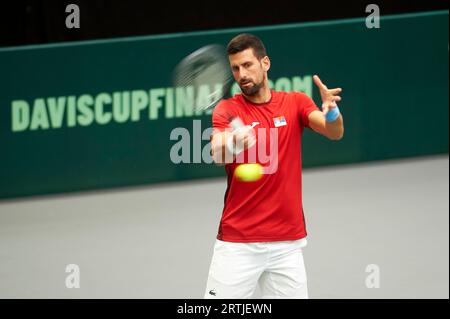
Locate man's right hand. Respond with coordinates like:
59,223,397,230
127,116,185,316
211,125,256,165
230,125,256,153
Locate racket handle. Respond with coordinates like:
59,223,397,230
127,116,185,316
230,117,245,130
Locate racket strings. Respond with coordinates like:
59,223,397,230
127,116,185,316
173,44,233,113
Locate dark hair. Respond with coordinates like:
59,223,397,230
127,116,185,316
226,33,267,59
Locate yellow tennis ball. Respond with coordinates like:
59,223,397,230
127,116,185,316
234,163,263,182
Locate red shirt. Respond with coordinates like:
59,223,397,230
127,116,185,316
212,90,320,242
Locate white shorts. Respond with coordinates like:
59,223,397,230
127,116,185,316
204,238,308,299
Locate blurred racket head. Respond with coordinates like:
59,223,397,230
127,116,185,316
173,44,233,114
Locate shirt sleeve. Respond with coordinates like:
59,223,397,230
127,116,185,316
296,92,320,129
212,100,238,135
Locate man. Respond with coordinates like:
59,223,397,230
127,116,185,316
204,33,344,299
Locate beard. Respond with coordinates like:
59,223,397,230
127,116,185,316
239,79,264,96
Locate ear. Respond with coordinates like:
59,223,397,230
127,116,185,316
261,56,271,72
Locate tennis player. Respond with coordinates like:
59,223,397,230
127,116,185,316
204,33,344,299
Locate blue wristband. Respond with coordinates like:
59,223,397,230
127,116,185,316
325,106,340,122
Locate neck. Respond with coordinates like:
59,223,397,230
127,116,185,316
243,80,271,104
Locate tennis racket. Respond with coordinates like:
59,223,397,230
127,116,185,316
172,44,244,130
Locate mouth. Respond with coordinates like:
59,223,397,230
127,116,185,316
241,81,252,87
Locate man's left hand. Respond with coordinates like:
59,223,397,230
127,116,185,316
313,75,342,115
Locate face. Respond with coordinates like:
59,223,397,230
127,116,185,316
229,48,270,96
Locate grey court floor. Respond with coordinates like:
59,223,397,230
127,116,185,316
0,155,448,299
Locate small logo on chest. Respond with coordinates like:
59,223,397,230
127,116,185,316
273,116,287,127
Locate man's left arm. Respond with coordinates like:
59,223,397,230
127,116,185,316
307,75,344,141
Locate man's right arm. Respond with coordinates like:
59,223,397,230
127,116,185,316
211,126,256,165
211,131,234,166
